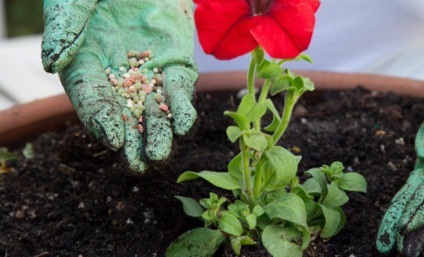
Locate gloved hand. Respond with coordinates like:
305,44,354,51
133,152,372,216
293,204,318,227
377,122,424,257
41,0,198,172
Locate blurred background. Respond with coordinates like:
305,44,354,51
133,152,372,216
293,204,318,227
0,0,64,110
2,0,43,38
1,0,424,111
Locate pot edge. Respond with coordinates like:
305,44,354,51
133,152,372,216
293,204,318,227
1,71,423,145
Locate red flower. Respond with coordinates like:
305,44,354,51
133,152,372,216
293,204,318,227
194,0,320,60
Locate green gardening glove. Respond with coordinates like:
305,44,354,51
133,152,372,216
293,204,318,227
41,0,198,172
377,122,424,257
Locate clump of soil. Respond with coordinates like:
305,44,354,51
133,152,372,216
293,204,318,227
1,88,423,257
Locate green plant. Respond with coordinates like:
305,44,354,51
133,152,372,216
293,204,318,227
0,147,18,174
0,143,34,174
166,48,367,257
166,0,367,256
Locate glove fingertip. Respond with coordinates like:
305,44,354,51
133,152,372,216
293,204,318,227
145,128,173,161
376,230,396,254
168,91,197,136
377,210,400,253
174,105,197,136
127,158,149,174
120,114,149,174
145,116,173,161
92,109,125,151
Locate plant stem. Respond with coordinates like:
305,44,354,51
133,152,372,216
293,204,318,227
247,57,256,96
253,76,271,131
258,79,271,104
253,161,263,201
272,93,299,143
240,139,254,204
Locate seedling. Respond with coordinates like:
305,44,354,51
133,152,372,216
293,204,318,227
0,147,18,174
166,48,367,257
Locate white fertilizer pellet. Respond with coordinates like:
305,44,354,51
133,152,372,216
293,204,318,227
105,50,171,133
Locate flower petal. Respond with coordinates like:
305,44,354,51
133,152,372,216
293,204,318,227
195,0,257,59
212,17,260,59
250,16,298,58
299,0,320,12
251,0,318,58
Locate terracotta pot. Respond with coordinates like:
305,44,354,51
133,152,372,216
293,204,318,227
0,71,423,146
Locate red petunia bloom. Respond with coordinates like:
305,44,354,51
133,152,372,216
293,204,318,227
194,0,320,60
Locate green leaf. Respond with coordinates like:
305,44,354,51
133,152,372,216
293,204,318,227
302,178,322,196
264,99,282,132
226,126,243,143
177,171,240,190
246,213,257,230
199,192,219,208
336,207,347,234
270,76,293,96
199,192,226,210
262,224,303,257
252,47,265,64
338,172,367,193
175,196,204,218
239,236,256,246
227,200,249,218
322,182,349,208
292,76,304,90
264,99,281,120
298,54,313,63
257,60,283,80
224,111,250,130
292,76,314,93
264,116,280,132
236,94,267,122
22,143,34,159
302,77,315,91
230,235,242,256
244,131,268,152
0,148,18,162
252,205,265,217
291,186,320,221
230,235,256,256
237,94,256,116
246,103,267,122
166,228,225,257
259,146,299,191
228,153,243,180
322,162,345,177
331,161,345,173
284,68,295,78
319,205,342,238
256,215,272,231
219,212,243,236
233,94,266,122
202,210,217,222
264,193,308,229
304,199,321,223
262,134,274,150
291,186,312,201
264,194,311,249
306,168,328,198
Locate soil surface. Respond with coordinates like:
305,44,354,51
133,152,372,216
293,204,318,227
1,88,423,257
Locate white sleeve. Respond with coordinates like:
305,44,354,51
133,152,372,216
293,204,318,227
0,36,64,110
399,0,424,19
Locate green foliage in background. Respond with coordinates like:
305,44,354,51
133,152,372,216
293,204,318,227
5,0,43,37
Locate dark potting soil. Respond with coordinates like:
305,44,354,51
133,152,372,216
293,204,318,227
1,88,423,257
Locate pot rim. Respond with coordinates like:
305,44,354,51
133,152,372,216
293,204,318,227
1,70,423,145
